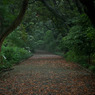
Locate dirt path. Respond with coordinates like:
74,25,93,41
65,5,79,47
0,51,95,95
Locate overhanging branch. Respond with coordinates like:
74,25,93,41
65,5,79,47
40,0,66,21
0,0,29,44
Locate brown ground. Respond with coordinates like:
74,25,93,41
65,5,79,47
0,50,95,95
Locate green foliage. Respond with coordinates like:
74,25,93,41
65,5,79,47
34,40,45,49
64,50,88,64
88,66,95,72
2,46,31,64
0,23,33,71
59,14,95,72
0,63,12,71
0,0,95,73
44,30,56,52
0,46,31,71
0,0,21,28
82,63,89,68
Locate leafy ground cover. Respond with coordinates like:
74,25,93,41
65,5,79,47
0,51,95,95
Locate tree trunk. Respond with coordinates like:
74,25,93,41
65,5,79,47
0,0,29,63
0,0,29,51
0,0,29,40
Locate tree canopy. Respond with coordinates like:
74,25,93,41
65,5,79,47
0,0,95,72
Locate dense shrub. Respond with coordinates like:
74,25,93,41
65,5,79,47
2,46,32,64
0,46,32,71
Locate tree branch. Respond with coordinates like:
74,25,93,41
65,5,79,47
40,0,66,21
0,0,29,47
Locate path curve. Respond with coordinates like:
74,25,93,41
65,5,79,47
0,51,95,95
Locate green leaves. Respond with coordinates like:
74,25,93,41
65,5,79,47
1,46,31,65
86,27,95,40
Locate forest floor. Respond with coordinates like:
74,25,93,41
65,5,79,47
0,50,95,95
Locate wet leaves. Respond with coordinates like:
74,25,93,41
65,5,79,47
0,52,95,95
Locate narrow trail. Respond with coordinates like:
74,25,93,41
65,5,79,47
0,50,95,95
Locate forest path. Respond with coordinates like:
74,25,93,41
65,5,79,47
0,50,95,95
